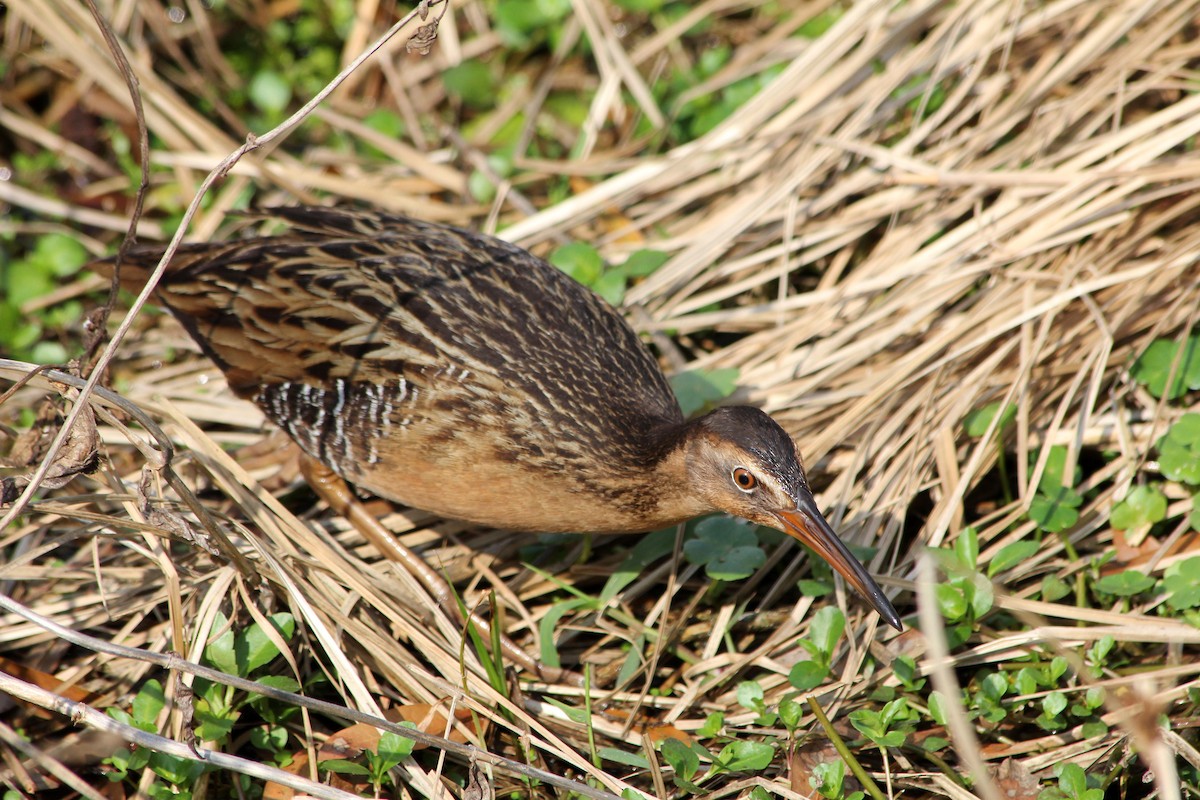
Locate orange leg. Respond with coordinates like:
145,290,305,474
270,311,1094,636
299,453,581,686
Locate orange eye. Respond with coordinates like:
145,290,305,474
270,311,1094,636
732,467,757,492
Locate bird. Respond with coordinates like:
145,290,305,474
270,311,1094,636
98,206,901,632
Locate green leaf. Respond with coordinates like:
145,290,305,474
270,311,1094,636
132,679,165,727
659,737,701,790
549,241,604,286
320,758,371,776
811,759,846,796
798,578,834,597
736,681,765,712
936,584,967,620
1041,574,1071,601
250,724,289,752
980,672,1008,701
964,401,1016,438
592,269,626,307
808,606,845,659
1029,488,1081,532
927,691,949,725
1094,569,1155,597
669,367,740,417
988,539,1039,577
778,697,803,731
620,249,670,278
602,748,651,768
238,613,295,675
1164,556,1200,609
32,233,89,277
954,527,979,570
377,728,416,764
601,528,676,602
537,597,591,669
5,263,54,306
248,70,292,113
1131,337,1200,399
1087,635,1115,665
494,0,571,47
204,615,238,676
612,0,664,10
797,6,843,38
712,739,774,773
1056,763,1087,798
696,711,724,738
149,751,205,786
788,660,829,691
362,108,405,140
1038,446,1080,494
247,674,301,696
1043,691,1067,718
1110,484,1167,530
442,60,497,109
1159,414,1200,484
682,516,765,581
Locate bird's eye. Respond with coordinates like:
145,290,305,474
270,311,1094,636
732,467,757,492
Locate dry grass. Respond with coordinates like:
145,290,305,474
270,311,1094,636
3,0,1200,797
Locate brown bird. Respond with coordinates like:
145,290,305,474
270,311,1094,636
100,206,900,632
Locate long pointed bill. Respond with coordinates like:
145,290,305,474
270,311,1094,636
775,491,902,630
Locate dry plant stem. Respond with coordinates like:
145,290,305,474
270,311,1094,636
80,0,149,366
0,359,251,574
0,0,446,532
806,695,887,800
0,591,622,800
917,555,1003,800
297,454,584,686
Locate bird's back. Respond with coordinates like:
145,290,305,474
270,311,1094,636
105,207,686,531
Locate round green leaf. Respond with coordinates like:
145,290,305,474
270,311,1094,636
1094,569,1155,597
1110,484,1167,530
549,241,604,286
442,59,497,109
248,70,291,113
788,660,829,691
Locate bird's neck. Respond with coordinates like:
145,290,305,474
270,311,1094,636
636,419,713,526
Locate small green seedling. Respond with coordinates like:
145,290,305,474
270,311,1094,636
1028,446,1082,533
660,737,706,792
550,241,670,308
5,233,89,363
964,401,1017,502
194,612,298,744
810,759,864,800
929,527,993,647
707,739,775,779
848,698,918,749
736,680,773,725
971,671,1010,724
320,727,417,796
787,606,846,691
1038,762,1104,800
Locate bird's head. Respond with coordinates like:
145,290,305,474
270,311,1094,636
681,406,901,630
